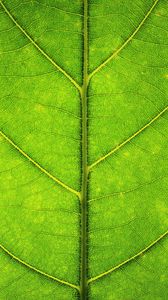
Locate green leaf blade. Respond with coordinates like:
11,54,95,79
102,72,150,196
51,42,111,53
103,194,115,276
0,0,168,299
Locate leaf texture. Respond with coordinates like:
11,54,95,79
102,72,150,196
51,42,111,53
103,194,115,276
0,0,168,299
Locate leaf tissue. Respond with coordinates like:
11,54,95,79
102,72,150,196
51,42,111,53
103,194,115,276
0,0,168,299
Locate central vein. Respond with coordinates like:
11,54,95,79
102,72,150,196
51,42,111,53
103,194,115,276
80,0,89,299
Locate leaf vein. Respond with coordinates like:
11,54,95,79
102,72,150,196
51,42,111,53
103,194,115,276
0,130,80,198
89,0,159,79
89,105,168,170
0,1,81,92
0,242,80,291
88,230,168,283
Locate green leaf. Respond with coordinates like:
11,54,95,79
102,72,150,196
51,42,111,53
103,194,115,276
0,0,168,299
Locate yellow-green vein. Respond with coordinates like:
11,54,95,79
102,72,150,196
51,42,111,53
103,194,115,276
88,229,168,283
0,242,80,291
89,105,168,170
0,0,82,93
89,0,159,80
0,130,80,198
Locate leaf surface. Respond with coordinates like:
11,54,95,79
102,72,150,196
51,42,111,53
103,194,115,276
0,0,168,299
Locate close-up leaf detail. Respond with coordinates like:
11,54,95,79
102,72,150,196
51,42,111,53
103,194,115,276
0,0,168,299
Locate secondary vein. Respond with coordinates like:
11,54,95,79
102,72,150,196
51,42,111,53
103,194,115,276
0,242,80,291
88,229,168,283
89,105,168,170
89,0,159,79
0,0,82,92
0,130,80,198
